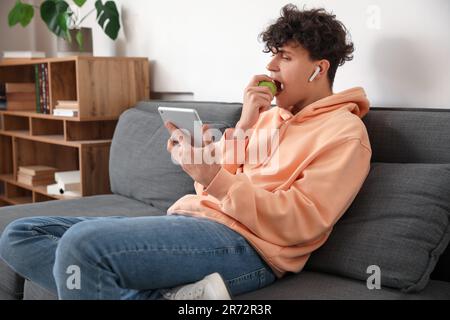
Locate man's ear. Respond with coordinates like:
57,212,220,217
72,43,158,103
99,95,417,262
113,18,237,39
316,59,330,79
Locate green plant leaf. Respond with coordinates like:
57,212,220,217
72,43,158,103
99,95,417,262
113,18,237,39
76,29,84,50
73,0,87,7
40,0,70,39
8,1,34,27
95,0,120,40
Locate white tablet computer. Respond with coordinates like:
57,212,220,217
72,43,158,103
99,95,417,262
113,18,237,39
158,106,204,146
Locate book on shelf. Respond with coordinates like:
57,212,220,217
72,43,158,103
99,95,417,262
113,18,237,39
53,109,78,117
17,173,55,186
5,82,36,111
56,100,79,109
55,170,81,192
17,165,57,186
5,83,35,93
2,51,46,59
18,165,57,176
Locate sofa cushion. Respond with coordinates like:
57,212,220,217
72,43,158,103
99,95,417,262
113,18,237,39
305,163,450,293
109,101,242,211
23,280,56,300
23,270,450,300
237,271,450,300
0,262,24,300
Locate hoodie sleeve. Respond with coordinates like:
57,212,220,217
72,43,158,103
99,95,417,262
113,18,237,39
204,137,371,246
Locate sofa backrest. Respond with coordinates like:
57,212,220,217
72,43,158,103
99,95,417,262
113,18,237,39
363,108,450,163
362,107,450,283
109,100,242,212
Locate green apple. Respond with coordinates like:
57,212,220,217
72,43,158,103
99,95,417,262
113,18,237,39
258,81,277,95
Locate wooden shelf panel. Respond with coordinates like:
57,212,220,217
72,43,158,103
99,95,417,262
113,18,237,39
0,194,14,205
0,57,75,67
8,196,32,205
0,135,13,174
0,130,111,147
1,110,81,121
0,110,119,122
0,174,80,201
31,117,64,136
0,194,32,205
66,120,117,141
2,114,30,131
4,181,33,205
33,192,56,203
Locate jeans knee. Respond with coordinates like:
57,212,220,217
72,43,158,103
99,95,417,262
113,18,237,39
54,220,101,272
0,217,37,261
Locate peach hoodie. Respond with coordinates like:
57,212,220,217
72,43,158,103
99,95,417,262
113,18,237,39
168,87,372,278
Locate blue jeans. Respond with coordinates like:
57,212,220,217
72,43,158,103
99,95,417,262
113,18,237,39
0,214,276,299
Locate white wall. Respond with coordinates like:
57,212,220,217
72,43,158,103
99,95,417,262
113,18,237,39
116,0,450,108
1,0,450,108
0,0,35,52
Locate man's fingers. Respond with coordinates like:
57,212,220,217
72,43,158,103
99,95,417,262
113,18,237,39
246,88,274,102
170,128,190,146
247,86,274,95
165,121,179,134
167,138,179,153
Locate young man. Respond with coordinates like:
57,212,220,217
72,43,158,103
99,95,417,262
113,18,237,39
0,4,371,299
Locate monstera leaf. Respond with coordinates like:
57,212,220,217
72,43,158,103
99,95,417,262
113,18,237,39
40,0,71,39
8,1,34,27
95,0,120,40
73,0,87,7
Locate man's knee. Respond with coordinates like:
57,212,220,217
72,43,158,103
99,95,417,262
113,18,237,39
53,219,111,269
53,220,108,285
0,217,42,265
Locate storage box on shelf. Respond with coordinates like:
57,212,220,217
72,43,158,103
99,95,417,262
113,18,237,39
0,56,150,207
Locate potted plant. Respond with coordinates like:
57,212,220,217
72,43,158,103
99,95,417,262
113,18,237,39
8,0,121,55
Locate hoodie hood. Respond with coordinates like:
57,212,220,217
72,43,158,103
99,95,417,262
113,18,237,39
278,87,370,123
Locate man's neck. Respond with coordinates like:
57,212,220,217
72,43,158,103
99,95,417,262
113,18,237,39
290,88,333,115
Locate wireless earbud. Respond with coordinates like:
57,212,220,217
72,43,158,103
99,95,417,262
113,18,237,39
308,66,321,82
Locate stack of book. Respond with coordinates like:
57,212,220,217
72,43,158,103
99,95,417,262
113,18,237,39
17,165,57,186
53,100,79,117
47,170,81,197
5,83,36,111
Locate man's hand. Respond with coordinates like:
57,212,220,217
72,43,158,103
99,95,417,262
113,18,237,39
237,74,274,131
165,122,221,187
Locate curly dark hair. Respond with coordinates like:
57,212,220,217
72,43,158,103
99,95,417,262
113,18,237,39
260,4,354,88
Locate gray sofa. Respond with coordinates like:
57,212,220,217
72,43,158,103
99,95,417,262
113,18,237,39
0,101,449,300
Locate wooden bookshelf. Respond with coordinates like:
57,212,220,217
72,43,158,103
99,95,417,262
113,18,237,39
0,56,150,207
